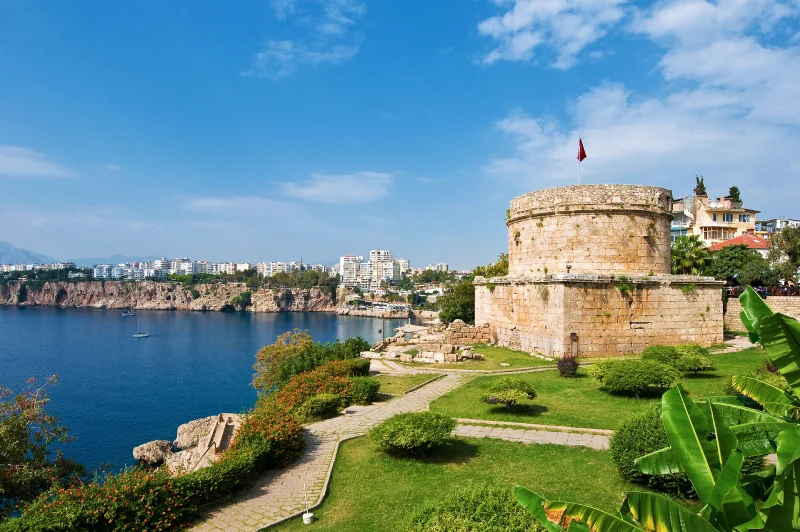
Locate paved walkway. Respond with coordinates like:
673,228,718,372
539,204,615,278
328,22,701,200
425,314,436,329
454,424,609,450
192,372,470,531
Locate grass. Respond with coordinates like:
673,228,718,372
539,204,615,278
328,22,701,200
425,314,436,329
373,373,439,395
272,436,641,532
429,347,769,430
399,344,556,371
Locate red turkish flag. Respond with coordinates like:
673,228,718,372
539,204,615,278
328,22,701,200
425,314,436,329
577,138,587,162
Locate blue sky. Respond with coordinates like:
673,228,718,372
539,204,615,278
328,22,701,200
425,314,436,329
1,0,799,268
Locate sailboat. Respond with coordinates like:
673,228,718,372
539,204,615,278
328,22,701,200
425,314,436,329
132,318,148,338
122,308,136,317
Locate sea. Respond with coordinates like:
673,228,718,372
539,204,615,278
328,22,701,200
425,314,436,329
0,306,409,470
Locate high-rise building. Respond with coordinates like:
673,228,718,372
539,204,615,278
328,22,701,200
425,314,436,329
339,255,360,286
397,258,409,274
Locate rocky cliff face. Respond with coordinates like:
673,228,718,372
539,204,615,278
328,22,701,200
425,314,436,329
0,281,337,312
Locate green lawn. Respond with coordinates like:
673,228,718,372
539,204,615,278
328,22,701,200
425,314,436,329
429,347,769,430
373,373,439,395
272,436,641,532
399,344,556,371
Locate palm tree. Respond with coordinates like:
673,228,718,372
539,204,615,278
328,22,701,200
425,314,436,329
671,235,711,275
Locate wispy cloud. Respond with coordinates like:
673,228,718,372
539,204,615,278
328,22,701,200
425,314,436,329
477,0,627,69
183,196,297,218
244,40,359,79
282,171,394,203
104,164,122,171
0,146,76,178
247,0,365,79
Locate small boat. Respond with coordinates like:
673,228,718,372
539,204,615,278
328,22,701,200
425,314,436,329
122,308,136,316
132,319,148,338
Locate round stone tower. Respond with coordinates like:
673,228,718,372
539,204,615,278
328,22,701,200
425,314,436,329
506,184,672,276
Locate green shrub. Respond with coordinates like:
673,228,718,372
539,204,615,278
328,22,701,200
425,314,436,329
350,377,380,405
674,343,710,358
611,407,766,499
482,377,536,410
190,288,200,299
675,354,715,375
343,358,371,376
407,483,544,531
596,360,678,397
588,360,614,383
174,439,272,505
370,412,455,456
253,331,371,391
724,363,792,395
640,345,681,365
295,393,343,421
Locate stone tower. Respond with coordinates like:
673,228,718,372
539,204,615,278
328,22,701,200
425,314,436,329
475,184,723,357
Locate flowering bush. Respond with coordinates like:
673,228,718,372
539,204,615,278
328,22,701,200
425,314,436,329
7,467,193,531
273,361,358,411
231,401,305,467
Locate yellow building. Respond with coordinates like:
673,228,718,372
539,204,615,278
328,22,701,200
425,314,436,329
671,193,759,247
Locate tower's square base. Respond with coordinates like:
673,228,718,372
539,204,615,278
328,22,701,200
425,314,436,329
475,274,724,358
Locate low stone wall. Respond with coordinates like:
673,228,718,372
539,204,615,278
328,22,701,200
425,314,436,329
725,296,800,330
444,319,492,345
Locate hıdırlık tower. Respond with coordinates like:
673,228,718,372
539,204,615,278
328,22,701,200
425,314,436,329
474,184,724,357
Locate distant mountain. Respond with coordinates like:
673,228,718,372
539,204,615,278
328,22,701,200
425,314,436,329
68,254,162,267
0,241,57,265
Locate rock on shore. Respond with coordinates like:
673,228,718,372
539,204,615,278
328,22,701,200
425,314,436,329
133,440,174,466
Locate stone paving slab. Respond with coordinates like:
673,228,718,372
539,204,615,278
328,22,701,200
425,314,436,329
192,372,470,531
453,424,610,450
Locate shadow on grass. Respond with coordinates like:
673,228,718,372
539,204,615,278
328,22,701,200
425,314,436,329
374,392,394,402
381,439,479,465
487,403,549,417
681,373,721,380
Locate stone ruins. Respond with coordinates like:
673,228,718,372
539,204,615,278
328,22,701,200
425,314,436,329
474,184,723,358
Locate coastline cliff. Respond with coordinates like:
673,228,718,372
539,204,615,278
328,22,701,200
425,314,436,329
0,281,338,312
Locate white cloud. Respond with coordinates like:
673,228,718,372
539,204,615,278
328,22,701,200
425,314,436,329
0,146,76,178
104,164,122,171
245,40,359,79
484,0,800,214
477,0,627,69
282,171,394,203
247,0,365,79
183,196,297,218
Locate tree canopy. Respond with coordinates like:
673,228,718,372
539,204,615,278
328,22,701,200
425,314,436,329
671,235,711,275
707,244,775,286
769,226,800,283
437,281,475,324
474,253,508,278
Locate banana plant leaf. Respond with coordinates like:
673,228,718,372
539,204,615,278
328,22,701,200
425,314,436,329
515,486,644,532
752,312,800,399
702,401,788,426
776,427,800,476
739,286,774,344
741,469,776,501
759,402,800,421
730,422,795,457
730,377,795,409
636,447,684,475
620,491,722,532
661,386,722,503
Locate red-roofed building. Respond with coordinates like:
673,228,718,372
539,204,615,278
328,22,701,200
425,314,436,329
709,232,771,258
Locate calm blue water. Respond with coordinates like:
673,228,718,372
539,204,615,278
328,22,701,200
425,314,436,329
0,307,407,470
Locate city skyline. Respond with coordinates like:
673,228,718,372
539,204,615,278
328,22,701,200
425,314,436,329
1,1,799,269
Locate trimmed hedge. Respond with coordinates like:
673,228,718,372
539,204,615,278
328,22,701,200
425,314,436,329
482,377,536,410
344,358,371,377
370,412,455,456
296,393,343,421
407,483,544,532
640,345,681,366
591,360,678,397
675,354,715,375
611,407,766,499
350,377,381,405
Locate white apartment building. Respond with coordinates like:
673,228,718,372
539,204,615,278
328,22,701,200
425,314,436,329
436,263,448,272
397,258,409,274
370,249,392,264
236,262,254,272
154,258,170,270
92,265,112,279
756,217,800,235
339,255,360,286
